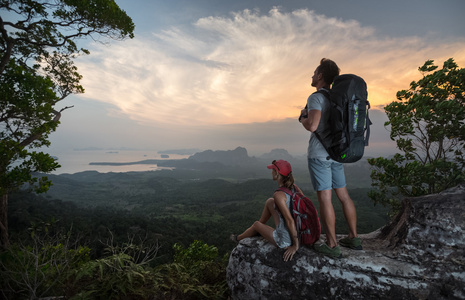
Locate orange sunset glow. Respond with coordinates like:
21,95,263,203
75,8,465,127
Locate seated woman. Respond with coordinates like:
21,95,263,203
231,160,301,262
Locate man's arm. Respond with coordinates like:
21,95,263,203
301,109,321,132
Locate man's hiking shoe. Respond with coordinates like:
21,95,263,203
339,236,363,250
313,243,341,258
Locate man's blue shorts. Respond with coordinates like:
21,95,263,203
307,158,347,191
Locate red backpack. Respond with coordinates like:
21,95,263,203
277,185,321,246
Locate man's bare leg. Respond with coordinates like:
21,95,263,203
334,187,357,238
317,189,337,248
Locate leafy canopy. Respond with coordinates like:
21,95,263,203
0,0,134,194
0,0,134,247
369,58,465,213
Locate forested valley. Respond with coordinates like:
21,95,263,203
3,150,389,299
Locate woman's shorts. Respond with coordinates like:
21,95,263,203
273,222,292,248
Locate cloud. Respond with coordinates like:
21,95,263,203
75,7,465,128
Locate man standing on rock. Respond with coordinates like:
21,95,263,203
299,58,362,258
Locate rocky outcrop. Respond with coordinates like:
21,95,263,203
227,184,465,299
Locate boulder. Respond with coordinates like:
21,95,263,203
227,184,465,299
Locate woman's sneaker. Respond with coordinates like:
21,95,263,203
230,234,239,244
313,243,342,258
339,236,363,250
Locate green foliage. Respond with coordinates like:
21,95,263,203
69,239,229,299
173,240,219,268
0,60,61,195
1,230,229,299
0,222,91,299
157,240,229,299
0,0,134,246
369,58,465,214
156,263,229,300
71,252,159,299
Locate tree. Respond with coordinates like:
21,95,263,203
0,0,134,247
369,58,465,214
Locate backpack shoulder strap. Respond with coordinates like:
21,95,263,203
276,186,293,195
276,186,299,214
314,89,330,100
276,187,295,219
292,184,300,193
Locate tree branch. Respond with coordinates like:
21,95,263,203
0,16,14,74
18,106,73,148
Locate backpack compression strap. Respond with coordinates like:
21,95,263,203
365,101,372,146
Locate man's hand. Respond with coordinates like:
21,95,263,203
299,108,308,122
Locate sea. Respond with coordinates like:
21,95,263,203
49,149,190,175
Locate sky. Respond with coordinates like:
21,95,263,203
46,0,465,158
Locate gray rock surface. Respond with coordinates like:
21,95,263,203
227,184,465,299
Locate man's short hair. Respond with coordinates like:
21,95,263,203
317,58,340,85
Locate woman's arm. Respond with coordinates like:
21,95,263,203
274,191,299,261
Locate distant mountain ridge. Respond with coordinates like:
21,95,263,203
85,146,372,189
189,147,255,166
185,147,372,189
258,148,295,162
188,147,298,166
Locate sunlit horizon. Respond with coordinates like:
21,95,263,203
43,2,465,160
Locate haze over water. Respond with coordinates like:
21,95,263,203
52,149,189,174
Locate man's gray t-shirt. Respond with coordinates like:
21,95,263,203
307,88,330,159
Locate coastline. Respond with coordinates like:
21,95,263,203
48,149,190,175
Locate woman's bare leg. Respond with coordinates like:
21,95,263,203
237,198,280,246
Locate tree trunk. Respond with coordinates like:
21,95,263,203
0,193,9,248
